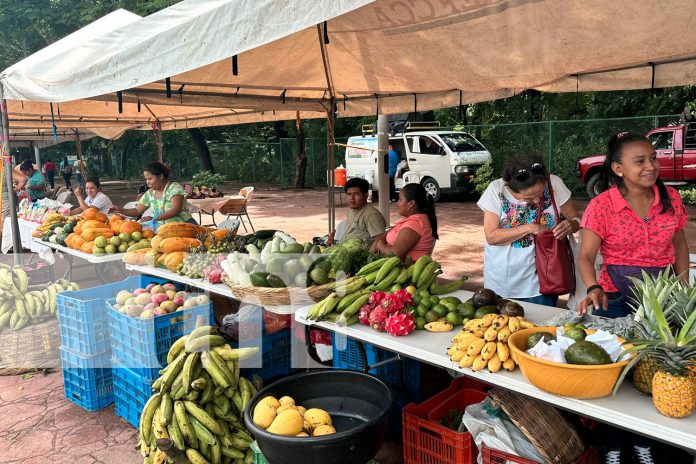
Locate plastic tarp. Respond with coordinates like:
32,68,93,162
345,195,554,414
2,0,696,123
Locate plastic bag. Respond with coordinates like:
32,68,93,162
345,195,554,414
463,398,544,464
142,209,163,233
539,311,635,340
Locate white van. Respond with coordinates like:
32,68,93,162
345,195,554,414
345,123,492,201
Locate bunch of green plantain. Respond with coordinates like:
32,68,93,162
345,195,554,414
137,326,261,464
305,255,466,324
0,263,79,331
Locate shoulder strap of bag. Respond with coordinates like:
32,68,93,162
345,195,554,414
546,174,560,220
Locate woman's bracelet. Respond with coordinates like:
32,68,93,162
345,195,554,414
586,284,603,295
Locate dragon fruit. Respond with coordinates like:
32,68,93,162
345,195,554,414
358,305,372,325
385,311,416,336
368,306,389,331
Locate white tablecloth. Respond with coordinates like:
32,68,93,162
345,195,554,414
1,217,55,264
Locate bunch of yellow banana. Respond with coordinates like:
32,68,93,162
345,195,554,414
138,327,261,464
36,213,70,233
447,314,536,373
0,264,79,331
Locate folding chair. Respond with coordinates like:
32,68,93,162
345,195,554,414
55,190,72,204
220,187,255,233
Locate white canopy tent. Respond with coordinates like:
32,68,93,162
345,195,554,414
3,0,696,263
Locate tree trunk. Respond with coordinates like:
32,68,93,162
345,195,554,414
294,114,307,188
188,128,215,173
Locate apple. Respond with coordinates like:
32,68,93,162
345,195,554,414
153,307,167,317
175,291,187,300
175,306,183,312
134,293,152,306
126,305,141,318
160,301,178,313
145,283,156,292
165,290,176,300
133,288,148,295
113,303,122,310
172,296,185,306
116,291,132,305
140,309,155,319
151,293,169,306
195,294,209,305
143,302,156,311
150,285,165,295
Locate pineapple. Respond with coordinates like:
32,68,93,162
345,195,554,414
615,271,696,418
650,344,696,418
632,355,659,395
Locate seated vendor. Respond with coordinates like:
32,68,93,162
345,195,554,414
18,160,46,202
327,178,386,246
371,183,437,261
110,162,196,228
71,178,113,215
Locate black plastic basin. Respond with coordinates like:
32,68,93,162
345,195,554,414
244,370,392,464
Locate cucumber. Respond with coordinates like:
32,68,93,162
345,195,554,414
249,272,271,287
254,229,277,239
266,274,287,288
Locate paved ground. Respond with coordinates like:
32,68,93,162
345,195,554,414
2,180,696,463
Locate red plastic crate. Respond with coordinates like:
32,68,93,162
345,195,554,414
403,377,488,464
481,445,599,464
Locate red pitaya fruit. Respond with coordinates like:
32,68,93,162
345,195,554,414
369,291,387,305
368,306,389,331
358,305,372,326
385,311,416,336
380,293,403,314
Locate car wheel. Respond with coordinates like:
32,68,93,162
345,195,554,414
585,173,602,199
421,178,441,202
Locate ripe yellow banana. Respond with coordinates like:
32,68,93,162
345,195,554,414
497,326,512,343
492,315,509,330
488,354,502,373
481,342,497,361
496,342,510,362
503,358,516,371
483,326,499,342
424,321,453,332
508,317,521,333
519,318,536,329
466,338,485,356
450,350,467,362
472,355,488,372
481,313,498,327
459,354,476,368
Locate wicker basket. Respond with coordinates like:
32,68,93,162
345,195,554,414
0,318,61,375
222,275,334,307
488,388,584,464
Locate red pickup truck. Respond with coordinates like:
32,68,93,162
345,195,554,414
577,123,696,197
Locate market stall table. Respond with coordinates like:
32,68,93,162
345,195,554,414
295,291,696,455
187,195,245,227
124,263,295,315
2,217,55,263
33,238,127,282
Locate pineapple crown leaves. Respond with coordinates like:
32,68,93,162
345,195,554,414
627,270,681,342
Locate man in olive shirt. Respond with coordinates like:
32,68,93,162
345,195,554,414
327,178,386,245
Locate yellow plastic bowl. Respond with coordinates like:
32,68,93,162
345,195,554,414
507,327,634,399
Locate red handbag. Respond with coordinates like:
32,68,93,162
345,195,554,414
535,177,575,295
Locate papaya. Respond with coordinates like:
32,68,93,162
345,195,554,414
150,235,163,251
80,240,95,254
81,228,115,241
158,237,201,254
110,219,125,233
122,247,152,265
119,221,142,235
163,251,187,272
81,219,108,230
82,207,108,222
145,249,164,267
73,220,85,236
142,229,155,239
156,222,201,239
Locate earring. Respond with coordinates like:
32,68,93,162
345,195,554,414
618,173,623,177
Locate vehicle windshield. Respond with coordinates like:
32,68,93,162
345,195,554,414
439,133,484,152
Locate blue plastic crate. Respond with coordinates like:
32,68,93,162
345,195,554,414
112,359,154,429
332,334,421,439
233,327,292,381
60,346,113,411
107,297,213,378
57,275,170,355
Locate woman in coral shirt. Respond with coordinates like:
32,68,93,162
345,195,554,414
578,132,689,317
371,183,437,261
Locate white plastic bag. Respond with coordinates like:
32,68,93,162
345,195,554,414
463,398,544,464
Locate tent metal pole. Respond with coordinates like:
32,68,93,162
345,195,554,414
33,143,41,172
327,100,336,234
0,83,23,265
376,114,389,226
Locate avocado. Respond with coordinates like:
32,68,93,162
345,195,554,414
249,272,271,287
496,299,511,310
457,302,476,319
266,274,288,288
474,305,498,319
499,301,525,318
472,288,498,309
526,332,556,350
565,341,612,365
564,327,587,342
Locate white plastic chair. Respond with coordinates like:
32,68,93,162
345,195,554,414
55,191,72,204
218,219,241,234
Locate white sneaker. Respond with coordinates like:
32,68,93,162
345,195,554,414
633,446,654,464
604,449,621,464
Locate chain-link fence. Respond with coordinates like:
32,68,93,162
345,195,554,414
72,114,680,191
